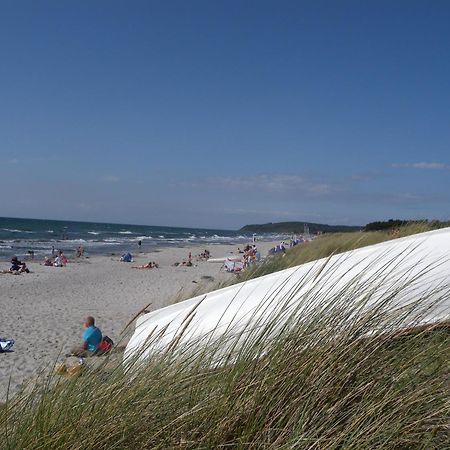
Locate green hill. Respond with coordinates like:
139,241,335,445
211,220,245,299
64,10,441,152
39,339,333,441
240,221,361,234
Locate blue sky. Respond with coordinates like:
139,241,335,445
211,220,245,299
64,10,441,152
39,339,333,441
1,1,449,229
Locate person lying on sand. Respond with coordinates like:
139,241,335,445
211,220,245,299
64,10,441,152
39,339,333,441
173,260,193,267
69,316,103,358
132,261,158,269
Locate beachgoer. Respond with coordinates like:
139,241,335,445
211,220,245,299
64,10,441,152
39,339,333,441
132,261,153,269
70,316,103,357
174,260,192,267
42,256,53,266
10,256,29,273
60,251,68,265
54,251,68,267
138,240,142,249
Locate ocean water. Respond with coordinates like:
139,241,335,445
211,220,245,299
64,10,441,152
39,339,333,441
0,217,272,260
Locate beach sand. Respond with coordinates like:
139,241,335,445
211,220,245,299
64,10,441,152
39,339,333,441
0,241,277,401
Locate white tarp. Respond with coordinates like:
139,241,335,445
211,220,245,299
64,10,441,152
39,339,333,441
125,228,450,363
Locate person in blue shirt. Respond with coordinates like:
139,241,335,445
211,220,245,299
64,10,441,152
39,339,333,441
70,316,102,357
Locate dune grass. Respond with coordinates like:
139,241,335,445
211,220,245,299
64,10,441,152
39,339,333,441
237,222,441,282
1,224,449,449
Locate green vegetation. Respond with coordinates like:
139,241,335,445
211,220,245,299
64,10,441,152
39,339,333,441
240,221,361,234
237,222,438,282
239,218,450,235
364,219,450,232
1,223,449,449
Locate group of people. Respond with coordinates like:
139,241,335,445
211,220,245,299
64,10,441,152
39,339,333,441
42,250,68,267
242,244,261,267
268,242,287,255
197,249,211,260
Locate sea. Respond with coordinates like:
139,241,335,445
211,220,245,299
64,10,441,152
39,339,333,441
0,217,278,260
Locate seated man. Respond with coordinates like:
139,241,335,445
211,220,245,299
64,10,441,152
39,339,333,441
70,316,103,357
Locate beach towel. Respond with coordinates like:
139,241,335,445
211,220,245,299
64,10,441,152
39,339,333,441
224,259,244,273
0,338,14,352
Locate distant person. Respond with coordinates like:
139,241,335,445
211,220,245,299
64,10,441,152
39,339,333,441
132,261,154,269
42,256,54,266
70,316,103,357
54,250,68,267
27,250,35,259
10,256,29,273
138,240,142,249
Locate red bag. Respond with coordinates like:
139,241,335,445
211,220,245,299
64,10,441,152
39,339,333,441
98,335,113,353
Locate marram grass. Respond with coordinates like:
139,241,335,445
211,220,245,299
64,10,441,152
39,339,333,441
1,226,449,449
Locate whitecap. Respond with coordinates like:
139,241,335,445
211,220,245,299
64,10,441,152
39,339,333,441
2,228,33,233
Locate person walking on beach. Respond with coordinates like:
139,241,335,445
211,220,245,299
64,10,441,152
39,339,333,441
70,316,102,357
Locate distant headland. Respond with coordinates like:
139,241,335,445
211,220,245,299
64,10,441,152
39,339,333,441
239,221,361,234
240,219,450,234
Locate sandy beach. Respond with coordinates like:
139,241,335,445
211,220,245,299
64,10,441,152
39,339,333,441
0,241,277,401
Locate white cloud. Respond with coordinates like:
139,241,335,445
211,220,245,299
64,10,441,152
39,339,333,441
392,162,450,170
190,174,333,196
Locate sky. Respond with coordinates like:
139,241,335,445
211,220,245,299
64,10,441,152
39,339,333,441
0,1,449,230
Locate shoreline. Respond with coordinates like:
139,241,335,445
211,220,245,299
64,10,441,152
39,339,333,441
0,236,284,263
0,240,278,401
